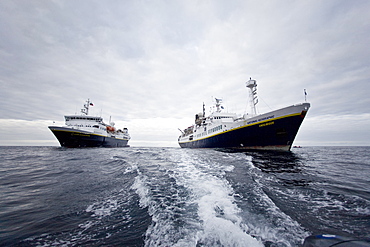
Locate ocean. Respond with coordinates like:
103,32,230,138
0,146,369,246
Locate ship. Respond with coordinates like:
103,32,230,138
178,78,310,151
49,99,130,148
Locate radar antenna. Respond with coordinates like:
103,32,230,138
246,78,258,115
215,98,223,112
81,99,93,115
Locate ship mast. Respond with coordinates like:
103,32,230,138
215,98,223,112
81,99,91,115
246,78,258,115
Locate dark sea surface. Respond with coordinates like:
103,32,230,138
0,146,369,246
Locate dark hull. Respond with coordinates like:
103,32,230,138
179,110,307,151
49,127,129,148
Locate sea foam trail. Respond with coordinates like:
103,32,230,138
2,146,369,246
132,149,263,247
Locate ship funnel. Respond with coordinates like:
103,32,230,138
246,78,258,115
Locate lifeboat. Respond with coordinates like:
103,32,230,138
106,126,116,132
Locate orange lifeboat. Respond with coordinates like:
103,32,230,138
106,126,116,132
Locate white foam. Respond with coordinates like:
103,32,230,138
123,164,137,174
246,161,311,245
133,149,263,246
78,220,95,231
178,156,262,246
196,186,262,246
132,172,151,208
86,199,118,217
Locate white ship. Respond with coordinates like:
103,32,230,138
49,99,130,148
178,78,310,151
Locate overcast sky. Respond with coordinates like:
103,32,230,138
1,0,370,147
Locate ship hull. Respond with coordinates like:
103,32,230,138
178,103,309,151
48,127,129,148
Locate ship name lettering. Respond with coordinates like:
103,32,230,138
258,115,275,122
259,121,274,127
248,115,274,125
72,133,90,137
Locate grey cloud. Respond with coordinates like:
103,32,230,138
1,0,370,146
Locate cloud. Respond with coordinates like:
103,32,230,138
1,0,370,146
297,113,370,146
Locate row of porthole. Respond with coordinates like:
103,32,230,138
73,124,105,131
208,125,222,134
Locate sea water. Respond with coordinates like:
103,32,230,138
0,146,369,246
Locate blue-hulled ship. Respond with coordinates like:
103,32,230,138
178,78,310,151
49,99,130,148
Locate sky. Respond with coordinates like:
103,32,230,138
1,0,370,147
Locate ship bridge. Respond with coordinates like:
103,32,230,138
65,115,103,122
210,112,236,121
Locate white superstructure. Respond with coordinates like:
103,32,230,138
178,78,310,151
49,99,130,148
